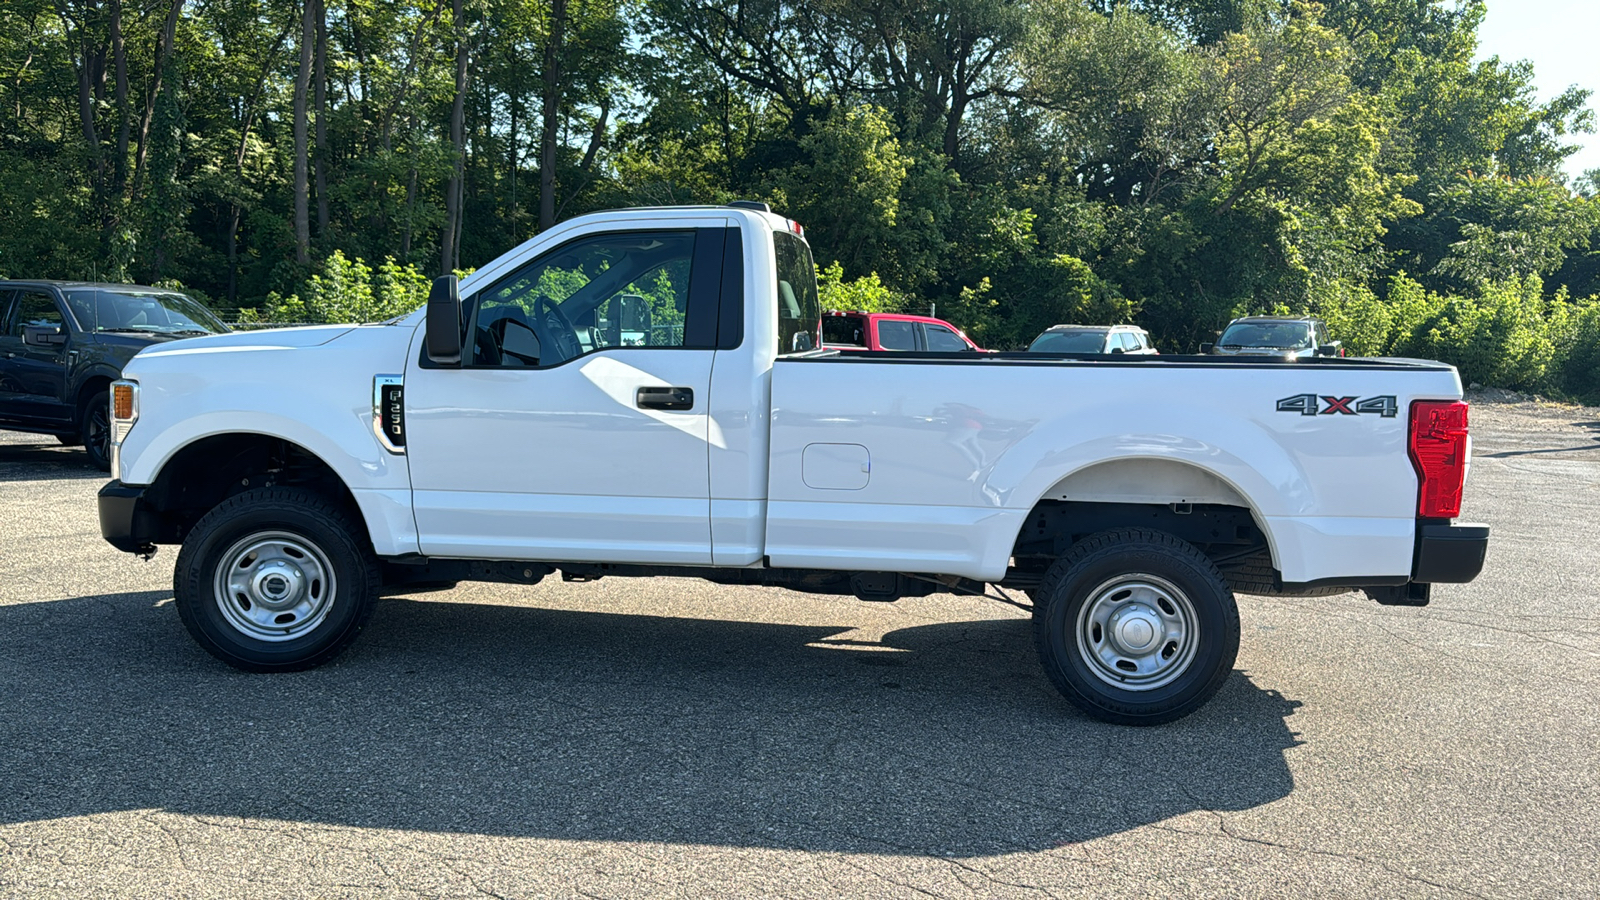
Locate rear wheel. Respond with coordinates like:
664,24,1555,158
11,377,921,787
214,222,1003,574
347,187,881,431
174,487,378,672
80,390,110,470
1033,529,1240,726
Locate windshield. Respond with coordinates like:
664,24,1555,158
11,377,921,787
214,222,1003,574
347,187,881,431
65,288,229,335
822,314,867,346
1217,322,1311,350
1029,330,1107,353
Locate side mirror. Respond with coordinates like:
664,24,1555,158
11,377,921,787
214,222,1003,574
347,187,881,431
1109,346,1125,355
23,324,66,347
1317,343,1339,357
1199,342,1215,354
426,275,462,366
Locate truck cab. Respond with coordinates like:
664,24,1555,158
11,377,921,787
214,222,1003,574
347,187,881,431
821,310,983,352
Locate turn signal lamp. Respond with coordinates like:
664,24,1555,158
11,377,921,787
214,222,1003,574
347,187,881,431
112,382,136,420
109,380,140,480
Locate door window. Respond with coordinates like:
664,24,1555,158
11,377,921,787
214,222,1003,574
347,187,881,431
877,320,918,350
1118,332,1142,352
923,323,968,351
465,231,697,368
7,293,63,336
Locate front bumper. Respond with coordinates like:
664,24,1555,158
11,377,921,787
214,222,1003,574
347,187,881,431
98,481,159,555
1412,522,1490,583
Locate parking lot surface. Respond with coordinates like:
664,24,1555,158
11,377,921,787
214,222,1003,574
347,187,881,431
2,399,1598,898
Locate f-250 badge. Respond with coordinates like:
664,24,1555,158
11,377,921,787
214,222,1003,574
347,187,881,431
1276,393,1398,417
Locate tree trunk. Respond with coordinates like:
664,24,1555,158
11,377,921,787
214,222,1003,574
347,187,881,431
509,68,518,236
293,0,313,266
131,0,184,197
402,158,417,258
441,0,468,274
225,25,290,302
111,0,129,195
314,0,329,236
538,0,567,232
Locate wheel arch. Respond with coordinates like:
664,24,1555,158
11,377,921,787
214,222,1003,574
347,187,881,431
140,433,377,553
73,370,118,415
1006,457,1283,584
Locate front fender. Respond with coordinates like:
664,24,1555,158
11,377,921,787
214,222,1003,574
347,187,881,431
116,323,421,556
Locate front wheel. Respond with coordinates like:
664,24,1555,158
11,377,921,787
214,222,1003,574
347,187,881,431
174,487,379,672
80,390,110,470
1033,529,1240,726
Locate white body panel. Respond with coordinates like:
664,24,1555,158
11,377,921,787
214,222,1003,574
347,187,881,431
764,356,1461,582
113,207,1466,589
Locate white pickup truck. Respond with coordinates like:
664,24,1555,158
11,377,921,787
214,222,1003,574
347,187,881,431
98,203,1489,725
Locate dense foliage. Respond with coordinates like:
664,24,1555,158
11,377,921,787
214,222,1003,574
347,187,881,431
2,0,1598,398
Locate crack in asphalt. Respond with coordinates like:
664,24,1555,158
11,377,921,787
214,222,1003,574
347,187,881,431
1275,599,1600,683
1205,813,1492,900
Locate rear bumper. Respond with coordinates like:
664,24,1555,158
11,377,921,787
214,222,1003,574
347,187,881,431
1412,522,1490,584
98,481,158,554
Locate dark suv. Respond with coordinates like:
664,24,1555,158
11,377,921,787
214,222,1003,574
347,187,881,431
0,281,229,469
1202,316,1342,359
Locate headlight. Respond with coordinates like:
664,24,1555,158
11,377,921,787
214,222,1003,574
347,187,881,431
110,380,139,480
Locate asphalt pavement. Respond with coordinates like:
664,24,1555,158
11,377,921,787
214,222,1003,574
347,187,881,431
1,399,1597,898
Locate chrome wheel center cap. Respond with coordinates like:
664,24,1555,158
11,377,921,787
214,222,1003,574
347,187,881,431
1110,605,1162,653
251,561,304,609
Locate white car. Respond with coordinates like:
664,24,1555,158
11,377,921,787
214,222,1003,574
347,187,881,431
98,203,1489,725
1028,324,1158,355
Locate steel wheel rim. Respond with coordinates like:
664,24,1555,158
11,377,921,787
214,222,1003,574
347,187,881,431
212,530,337,642
1073,573,1199,692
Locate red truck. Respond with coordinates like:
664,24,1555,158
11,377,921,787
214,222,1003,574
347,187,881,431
821,310,983,352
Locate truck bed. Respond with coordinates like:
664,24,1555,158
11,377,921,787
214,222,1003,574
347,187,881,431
763,351,1463,583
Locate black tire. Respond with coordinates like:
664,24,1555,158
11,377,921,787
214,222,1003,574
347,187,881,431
173,487,379,672
80,390,111,471
1033,528,1240,726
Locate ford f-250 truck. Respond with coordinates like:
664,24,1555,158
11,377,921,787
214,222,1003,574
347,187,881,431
97,203,1489,725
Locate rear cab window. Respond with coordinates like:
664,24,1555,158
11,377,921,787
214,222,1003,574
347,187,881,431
773,233,821,355
822,314,867,347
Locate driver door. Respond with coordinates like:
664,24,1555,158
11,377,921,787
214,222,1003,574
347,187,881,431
0,289,73,425
403,221,729,565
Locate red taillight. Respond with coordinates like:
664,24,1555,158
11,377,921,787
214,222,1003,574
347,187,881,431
1408,400,1469,518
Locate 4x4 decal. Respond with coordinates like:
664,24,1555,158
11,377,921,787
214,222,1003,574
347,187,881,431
1277,393,1398,417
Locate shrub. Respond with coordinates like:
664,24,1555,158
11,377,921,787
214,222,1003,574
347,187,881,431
1313,273,1600,404
263,251,430,324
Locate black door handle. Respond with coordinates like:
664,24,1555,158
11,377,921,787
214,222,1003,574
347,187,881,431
636,386,694,410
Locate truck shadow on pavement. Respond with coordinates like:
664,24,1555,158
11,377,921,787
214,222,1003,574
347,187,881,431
0,589,1303,857
0,439,103,482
